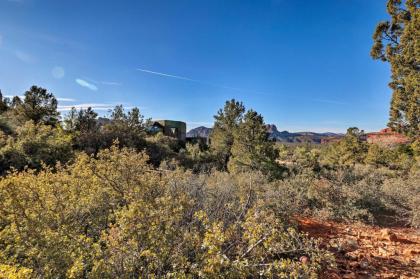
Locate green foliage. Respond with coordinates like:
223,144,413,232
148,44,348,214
0,146,333,278
0,87,418,278
381,170,420,227
371,0,420,136
63,105,149,155
210,100,282,177
365,144,390,166
0,264,33,279
365,143,414,170
64,107,98,133
184,142,218,173
228,109,280,177
64,107,101,154
13,86,59,126
101,105,147,150
0,91,10,113
270,164,420,227
289,146,322,174
210,99,245,170
144,132,184,167
323,127,368,166
0,121,73,174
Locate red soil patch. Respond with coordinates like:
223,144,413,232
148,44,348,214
298,218,420,278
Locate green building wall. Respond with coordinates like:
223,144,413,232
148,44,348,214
155,120,187,142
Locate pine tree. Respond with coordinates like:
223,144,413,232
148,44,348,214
0,90,9,113
210,99,245,170
371,0,419,136
63,107,78,131
14,86,59,125
102,105,147,149
228,109,278,175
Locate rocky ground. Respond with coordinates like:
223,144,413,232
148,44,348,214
298,218,420,278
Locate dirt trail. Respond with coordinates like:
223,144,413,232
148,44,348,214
298,218,420,278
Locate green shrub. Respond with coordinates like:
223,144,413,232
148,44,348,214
0,146,333,278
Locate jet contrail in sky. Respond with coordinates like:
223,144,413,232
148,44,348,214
136,68,197,82
136,67,265,95
136,68,347,106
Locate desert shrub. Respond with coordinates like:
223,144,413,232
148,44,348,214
144,133,183,166
272,164,419,227
284,146,322,176
309,166,386,222
0,121,73,174
381,171,420,227
0,116,14,135
0,264,33,279
365,143,414,171
268,175,314,220
183,142,219,173
314,165,420,226
0,145,333,278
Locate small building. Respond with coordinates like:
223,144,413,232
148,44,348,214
366,128,410,146
150,120,187,142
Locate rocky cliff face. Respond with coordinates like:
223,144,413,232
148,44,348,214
186,126,213,138
366,128,411,146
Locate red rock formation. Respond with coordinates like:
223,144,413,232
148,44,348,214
366,128,410,146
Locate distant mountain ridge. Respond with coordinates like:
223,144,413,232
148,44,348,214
187,124,343,144
265,124,343,143
186,126,213,138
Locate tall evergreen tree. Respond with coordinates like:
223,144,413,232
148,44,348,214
371,0,419,136
10,96,22,109
102,105,147,150
63,107,78,131
127,107,145,129
0,90,9,113
75,107,99,132
210,99,245,170
15,86,59,125
228,109,278,176
63,107,100,153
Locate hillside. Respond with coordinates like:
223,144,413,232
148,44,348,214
186,126,213,138
187,124,343,144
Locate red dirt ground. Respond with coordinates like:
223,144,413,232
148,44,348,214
298,218,420,278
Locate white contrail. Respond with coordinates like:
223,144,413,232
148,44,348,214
136,68,347,105
136,67,267,95
136,68,197,82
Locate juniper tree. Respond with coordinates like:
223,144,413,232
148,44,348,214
324,127,368,166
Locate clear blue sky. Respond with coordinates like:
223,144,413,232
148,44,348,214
0,0,392,132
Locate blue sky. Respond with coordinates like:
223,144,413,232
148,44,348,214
0,0,391,132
